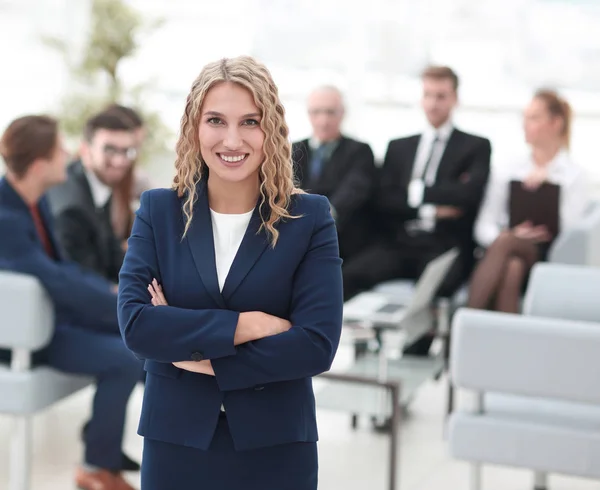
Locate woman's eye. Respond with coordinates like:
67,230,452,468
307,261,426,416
243,119,260,126
207,117,223,125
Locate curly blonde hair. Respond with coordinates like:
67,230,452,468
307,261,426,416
173,56,302,246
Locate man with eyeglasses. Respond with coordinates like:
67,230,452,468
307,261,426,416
293,86,377,262
47,109,138,285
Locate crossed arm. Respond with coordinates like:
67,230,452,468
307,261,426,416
117,192,344,390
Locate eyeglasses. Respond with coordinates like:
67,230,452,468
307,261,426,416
102,144,138,161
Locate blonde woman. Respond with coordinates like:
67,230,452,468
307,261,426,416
117,56,343,489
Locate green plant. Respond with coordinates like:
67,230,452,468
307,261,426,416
43,0,171,163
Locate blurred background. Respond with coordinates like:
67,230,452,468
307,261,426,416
2,0,600,188
2,1,600,489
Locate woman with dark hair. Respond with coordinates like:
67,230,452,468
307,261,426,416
468,90,590,312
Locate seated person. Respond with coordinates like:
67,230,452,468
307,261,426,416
293,86,377,262
47,109,139,283
343,66,491,356
468,90,590,313
0,115,142,490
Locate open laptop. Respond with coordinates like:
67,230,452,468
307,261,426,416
343,247,460,326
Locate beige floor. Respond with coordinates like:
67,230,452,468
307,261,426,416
1,346,599,490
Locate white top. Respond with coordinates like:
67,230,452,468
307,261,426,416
210,208,254,291
407,119,454,231
474,149,590,248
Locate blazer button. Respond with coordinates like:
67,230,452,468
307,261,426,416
254,386,264,391
191,352,204,362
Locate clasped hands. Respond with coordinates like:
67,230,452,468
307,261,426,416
147,279,292,376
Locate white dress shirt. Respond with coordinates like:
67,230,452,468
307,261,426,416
407,119,454,231
210,208,253,411
474,148,590,248
84,167,112,208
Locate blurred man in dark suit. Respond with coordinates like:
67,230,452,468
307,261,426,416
343,66,492,356
0,115,141,489
47,109,138,283
293,86,377,261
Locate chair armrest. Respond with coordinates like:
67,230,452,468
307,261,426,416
450,307,600,405
523,263,600,322
0,271,55,351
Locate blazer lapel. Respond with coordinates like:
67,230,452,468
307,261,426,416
185,181,226,308
221,203,270,301
435,130,462,180
402,136,421,184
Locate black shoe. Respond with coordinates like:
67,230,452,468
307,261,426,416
402,334,434,357
120,452,141,472
81,422,141,472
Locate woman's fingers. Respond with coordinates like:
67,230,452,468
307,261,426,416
148,279,168,306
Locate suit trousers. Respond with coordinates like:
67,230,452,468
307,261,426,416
45,325,143,469
342,235,464,302
141,412,318,490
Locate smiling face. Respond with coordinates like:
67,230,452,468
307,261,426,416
198,81,265,189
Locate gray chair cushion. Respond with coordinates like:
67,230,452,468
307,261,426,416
449,409,600,479
0,364,92,415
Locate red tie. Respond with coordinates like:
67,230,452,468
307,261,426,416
29,204,56,259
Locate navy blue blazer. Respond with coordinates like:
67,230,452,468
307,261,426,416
0,178,119,338
117,183,344,451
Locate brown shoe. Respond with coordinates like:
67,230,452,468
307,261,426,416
75,467,121,490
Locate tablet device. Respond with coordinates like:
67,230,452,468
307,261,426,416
509,180,560,237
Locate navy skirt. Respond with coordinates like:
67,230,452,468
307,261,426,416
141,413,318,490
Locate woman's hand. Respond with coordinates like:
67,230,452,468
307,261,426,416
235,311,292,345
173,360,215,376
513,221,551,243
148,278,168,306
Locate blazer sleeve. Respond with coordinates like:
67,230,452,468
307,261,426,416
423,138,492,209
117,191,239,363
328,143,376,230
0,215,119,332
211,196,344,391
473,170,509,248
374,141,418,220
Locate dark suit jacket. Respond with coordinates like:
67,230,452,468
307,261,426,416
293,136,377,259
117,182,343,451
376,129,491,251
0,178,119,337
47,161,124,283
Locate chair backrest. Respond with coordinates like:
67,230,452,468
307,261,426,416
523,263,600,323
549,201,600,267
0,271,55,351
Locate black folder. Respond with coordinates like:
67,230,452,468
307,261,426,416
509,180,560,237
